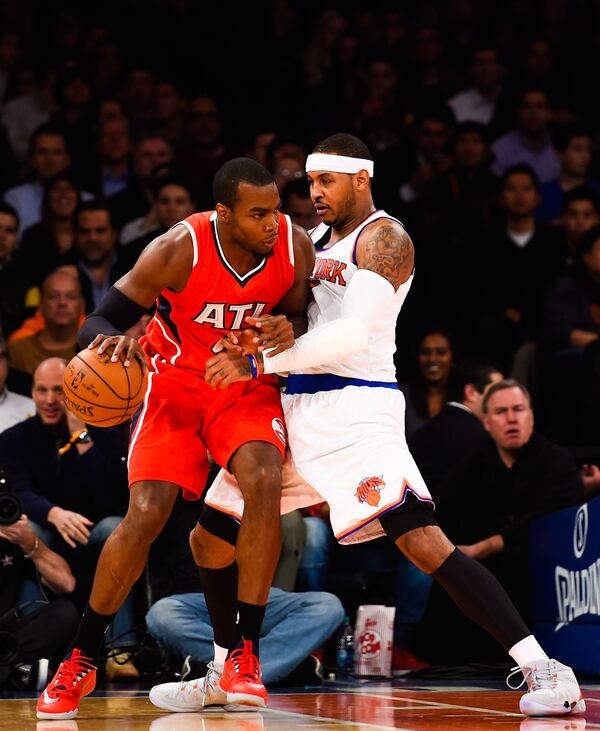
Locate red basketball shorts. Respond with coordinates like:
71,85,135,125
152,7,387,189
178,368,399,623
127,356,287,499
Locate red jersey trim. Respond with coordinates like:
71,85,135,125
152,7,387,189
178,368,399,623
209,212,268,288
153,313,182,365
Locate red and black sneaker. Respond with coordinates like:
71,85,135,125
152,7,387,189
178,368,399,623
36,649,96,720
219,640,267,708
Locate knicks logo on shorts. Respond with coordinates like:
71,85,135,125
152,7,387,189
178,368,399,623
355,475,385,507
272,418,286,446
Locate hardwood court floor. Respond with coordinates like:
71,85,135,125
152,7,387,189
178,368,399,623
1,679,599,731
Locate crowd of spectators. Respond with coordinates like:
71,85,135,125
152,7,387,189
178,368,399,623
1,0,600,685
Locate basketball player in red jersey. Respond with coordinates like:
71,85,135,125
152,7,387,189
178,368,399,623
37,158,315,720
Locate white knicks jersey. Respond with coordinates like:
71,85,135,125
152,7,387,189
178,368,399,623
297,209,413,381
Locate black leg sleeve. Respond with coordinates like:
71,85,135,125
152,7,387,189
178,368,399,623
198,506,240,547
431,548,530,651
197,562,239,650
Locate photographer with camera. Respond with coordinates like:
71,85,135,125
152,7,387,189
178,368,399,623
0,496,77,689
0,357,138,680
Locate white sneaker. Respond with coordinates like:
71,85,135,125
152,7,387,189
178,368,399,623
149,662,226,712
507,659,586,716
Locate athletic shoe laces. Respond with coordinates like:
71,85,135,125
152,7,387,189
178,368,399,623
53,652,95,692
174,661,218,699
229,646,261,682
506,663,556,692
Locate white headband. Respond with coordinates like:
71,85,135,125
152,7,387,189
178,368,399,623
305,153,374,178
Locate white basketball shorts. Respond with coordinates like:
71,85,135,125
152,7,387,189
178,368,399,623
204,378,433,545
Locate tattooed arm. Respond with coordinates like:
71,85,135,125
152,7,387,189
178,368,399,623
205,220,411,384
356,218,414,290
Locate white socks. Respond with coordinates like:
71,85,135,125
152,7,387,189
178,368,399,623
509,635,549,667
213,642,228,673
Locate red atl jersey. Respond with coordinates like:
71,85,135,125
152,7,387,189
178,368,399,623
141,211,295,373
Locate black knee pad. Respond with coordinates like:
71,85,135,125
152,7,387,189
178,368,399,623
198,506,240,547
380,491,438,542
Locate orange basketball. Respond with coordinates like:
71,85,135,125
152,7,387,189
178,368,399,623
63,347,147,427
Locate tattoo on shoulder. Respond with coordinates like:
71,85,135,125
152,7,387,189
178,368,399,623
360,223,414,288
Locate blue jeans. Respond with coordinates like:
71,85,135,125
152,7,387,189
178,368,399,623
30,516,137,648
296,517,334,592
146,587,344,683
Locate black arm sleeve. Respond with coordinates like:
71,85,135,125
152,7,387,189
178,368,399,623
77,286,150,349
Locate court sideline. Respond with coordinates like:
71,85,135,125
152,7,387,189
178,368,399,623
2,678,599,730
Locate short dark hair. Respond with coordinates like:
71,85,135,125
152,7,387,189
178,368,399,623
281,178,311,208
0,201,19,228
518,86,551,106
552,125,592,153
418,326,455,351
482,378,531,414
28,123,68,156
132,130,173,150
212,157,274,209
501,163,540,192
75,199,115,229
42,171,81,221
54,65,89,108
313,133,372,161
446,362,501,403
563,185,600,213
151,172,194,201
414,103,455,130
451,121,490,149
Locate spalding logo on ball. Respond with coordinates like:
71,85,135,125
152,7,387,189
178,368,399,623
63,347,147,427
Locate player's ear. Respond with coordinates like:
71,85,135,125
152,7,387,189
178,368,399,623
464,383,477,403
354,169,370,191
215,203,231,222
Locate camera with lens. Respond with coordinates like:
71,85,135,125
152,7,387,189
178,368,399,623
0,467,22,672
0,466,21,527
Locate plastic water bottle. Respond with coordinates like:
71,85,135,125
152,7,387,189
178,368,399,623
336,615,354,673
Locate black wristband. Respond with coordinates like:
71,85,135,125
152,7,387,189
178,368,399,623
77,286,149,349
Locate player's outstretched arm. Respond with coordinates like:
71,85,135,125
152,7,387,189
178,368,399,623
78,226,194,365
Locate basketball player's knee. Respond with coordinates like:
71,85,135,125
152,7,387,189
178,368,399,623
124,499,168,541
189,524,235,567
189,524,210,561
397,526,427,557
239,464,282,507
397,525,449,573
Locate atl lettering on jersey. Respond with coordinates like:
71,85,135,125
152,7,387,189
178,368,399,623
141,211,295,372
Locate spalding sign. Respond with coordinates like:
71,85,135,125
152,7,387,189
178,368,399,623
530,496,600,674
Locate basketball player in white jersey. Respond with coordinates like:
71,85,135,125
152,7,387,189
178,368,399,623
150,134,584,718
